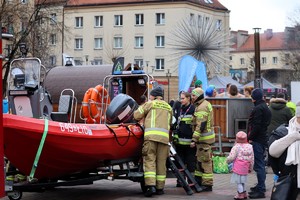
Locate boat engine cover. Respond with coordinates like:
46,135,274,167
106,93,138,124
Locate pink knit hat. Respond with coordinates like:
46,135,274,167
236,131,247,143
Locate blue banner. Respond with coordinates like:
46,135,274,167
178,55,207,94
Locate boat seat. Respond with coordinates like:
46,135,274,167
51,95,72,123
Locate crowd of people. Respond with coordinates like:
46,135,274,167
133,80,299,199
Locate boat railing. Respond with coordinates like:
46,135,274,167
50,88,77,123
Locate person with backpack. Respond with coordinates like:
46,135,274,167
269,101,300,200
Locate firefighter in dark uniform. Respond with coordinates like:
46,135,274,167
134,86,173,197
172,92,196,186
190,87,215,192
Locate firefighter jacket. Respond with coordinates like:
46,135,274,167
173,103,195,145
192,98,215,144
134,99,173,145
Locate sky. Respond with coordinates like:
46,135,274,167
218,0,300,33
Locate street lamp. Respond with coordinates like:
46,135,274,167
166,69,172,102
253,28,262,89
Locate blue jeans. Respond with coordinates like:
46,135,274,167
252,141,266,192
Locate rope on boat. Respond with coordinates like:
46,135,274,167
105,124,131,146
29,119,49,182
124,123,144,140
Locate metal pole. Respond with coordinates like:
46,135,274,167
166,69,171,102
253,28,262,89
0,22,6,198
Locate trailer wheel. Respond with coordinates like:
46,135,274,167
8,190,22,200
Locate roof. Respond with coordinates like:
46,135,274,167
208,75,242,89
65,0,228,11
234,30,285,52
243,77,281,89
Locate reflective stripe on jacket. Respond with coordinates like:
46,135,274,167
192,99,215,144
173,104,195,145
134,99,172,144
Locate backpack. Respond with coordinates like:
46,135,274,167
268,124,296,176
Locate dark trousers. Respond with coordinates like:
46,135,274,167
175,144,196,172
252,141,266,192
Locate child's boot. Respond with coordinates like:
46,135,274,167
242,191,248,199
234,192,245,200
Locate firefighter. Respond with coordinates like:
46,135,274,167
134,86,173,197
190,87,215,192
172,92,196,187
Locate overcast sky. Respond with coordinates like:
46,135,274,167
218,0,300,33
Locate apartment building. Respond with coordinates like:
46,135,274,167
55,0,229,99
229,28,297,88
2,0,229,100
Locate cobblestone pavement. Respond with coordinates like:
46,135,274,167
1,169,275,200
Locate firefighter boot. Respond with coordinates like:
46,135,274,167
144,186,156,197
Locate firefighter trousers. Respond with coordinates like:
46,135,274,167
194,143,213,186
142,140,169,189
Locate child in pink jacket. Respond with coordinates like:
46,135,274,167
227,131,254,200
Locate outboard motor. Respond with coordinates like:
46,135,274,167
106,93,138,124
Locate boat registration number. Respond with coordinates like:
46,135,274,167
59,123,92,135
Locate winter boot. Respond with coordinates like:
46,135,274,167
242,191,248,199
234,192,245,200
144,186,156,197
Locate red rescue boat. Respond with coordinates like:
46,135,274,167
3,114,143,179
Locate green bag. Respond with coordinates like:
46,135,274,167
212,156,229,174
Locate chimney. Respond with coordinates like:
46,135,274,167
265,29,273,40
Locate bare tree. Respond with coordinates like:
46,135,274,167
103,36,129,64
281,28,300,81
1,0,66,95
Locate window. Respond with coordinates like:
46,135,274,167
74,59,83,65
75,38,83,49
135,36,143,48
114,15,123,26
50,34,56,45
94,38,103,49
50,13,57,25
50,56,56,65
156,36,165,47
229,56,232,60
216,19,221,30
135,14,144,25
198,15,202,27
156,13,165,25
20,21,26,32
94,16,103,27
285,54,290,65
134,59,143,68
114,37,122,48
273,57,278,64
190,13,195,26
262,57,267,64
155,59,164,70
75,17,83,28
92,59,103,65
240,58,245,65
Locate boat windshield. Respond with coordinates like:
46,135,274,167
8,58,41,90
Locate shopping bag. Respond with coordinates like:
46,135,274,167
270,174,293,200
212,156,229,174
